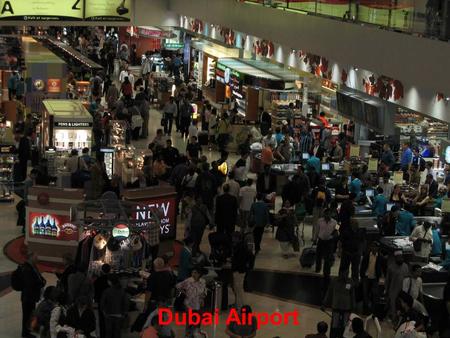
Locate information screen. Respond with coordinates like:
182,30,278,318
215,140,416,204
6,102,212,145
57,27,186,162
0,0,84,21
84,0,132,21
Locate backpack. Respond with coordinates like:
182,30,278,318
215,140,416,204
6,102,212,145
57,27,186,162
11,264,24,291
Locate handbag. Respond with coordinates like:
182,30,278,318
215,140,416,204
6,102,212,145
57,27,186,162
160,117,166,126
413,230,427,252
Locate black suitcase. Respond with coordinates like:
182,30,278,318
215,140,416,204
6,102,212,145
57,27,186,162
300,246,316,268
198,131,209,146
373,296,388,320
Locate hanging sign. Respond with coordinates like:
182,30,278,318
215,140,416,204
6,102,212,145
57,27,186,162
47,79,61,93
112,223,130,239
0,0,84,21
163,42,185,50
349,144,360,158
84,0,132,21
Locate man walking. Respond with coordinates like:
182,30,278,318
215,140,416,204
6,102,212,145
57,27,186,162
20,252,46,338
215,184,238,237
163,96,177,135
101,275,129,338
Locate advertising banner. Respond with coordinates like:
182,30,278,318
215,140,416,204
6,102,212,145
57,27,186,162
47,79,61,93
0,0,84,21
133,194,177,240
28,212,78,241
84,0,131,21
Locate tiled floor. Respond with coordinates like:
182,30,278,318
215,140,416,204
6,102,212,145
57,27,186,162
0,108,394,337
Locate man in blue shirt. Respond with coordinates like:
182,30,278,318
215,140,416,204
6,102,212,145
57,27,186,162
412,147,425,171
306,151,321,174
274,127,284,145
372,187,387,219
349,172,362,202
401,142,412,172
394,208,416,236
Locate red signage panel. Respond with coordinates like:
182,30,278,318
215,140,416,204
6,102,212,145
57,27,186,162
28,212,78,241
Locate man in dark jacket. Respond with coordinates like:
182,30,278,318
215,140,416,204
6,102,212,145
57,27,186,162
215,184,238,237
231,240,254,308
360,243,386,314
94,264,111,338
195,162,218,214
256,165,276,197
14,130,31,182
145,257,176,308
66,296,96,337
161,139,180,168
101,276,129,338
21,252,46,338
339,217,364,282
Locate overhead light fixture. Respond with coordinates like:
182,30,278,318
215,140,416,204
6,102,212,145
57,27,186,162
446,97,450,101
354,67,359,71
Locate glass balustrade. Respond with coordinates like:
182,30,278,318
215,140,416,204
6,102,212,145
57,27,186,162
240,0,447,41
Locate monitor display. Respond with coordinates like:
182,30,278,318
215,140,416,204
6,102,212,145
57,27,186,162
364,102,384,131
386,203,395,211
336,92,352,120
321,163,330,171
365,189,374,197
302,153,310,160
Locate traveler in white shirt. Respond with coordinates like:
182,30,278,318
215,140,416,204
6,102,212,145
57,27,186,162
402,264,424,303
262,129,277,149
239,179,257,230
188,121,198,140
410,221,433,260
222,171,240,199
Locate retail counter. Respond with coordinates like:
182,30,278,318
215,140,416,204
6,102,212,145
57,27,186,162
25,186,84,263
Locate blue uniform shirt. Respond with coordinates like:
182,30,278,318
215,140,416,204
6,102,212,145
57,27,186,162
307,156,321,174
349,178,362,201
401,147,412,168
395,210,416,236
372,194,387,217
431,229,442,256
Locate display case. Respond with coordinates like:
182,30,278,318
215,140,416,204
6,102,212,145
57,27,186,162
42,100,93,154
109,120,127,148
101,147,115,180
396,107,448,156
0,147,14,202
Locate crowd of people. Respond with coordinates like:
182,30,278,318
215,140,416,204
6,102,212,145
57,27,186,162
8,32,450,338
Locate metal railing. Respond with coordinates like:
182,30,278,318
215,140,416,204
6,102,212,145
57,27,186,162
241,0,448,41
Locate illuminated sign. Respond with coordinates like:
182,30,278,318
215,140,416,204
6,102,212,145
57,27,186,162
28,212,78,241
112,223,130,239
84,0,131,21
134,195,177,240
0,0,84,21
216,63,241,79
54,121,93,128
163,43,185,49
47,79,61,93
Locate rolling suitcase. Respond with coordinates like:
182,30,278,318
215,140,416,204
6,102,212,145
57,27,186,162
198,131,209,146
300,246,316,268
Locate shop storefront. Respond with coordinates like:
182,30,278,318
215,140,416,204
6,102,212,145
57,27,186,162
188,39,240,96
41,100,93,180
215,58,301,122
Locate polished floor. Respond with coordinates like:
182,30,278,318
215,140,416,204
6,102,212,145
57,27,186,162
0,108,394,337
